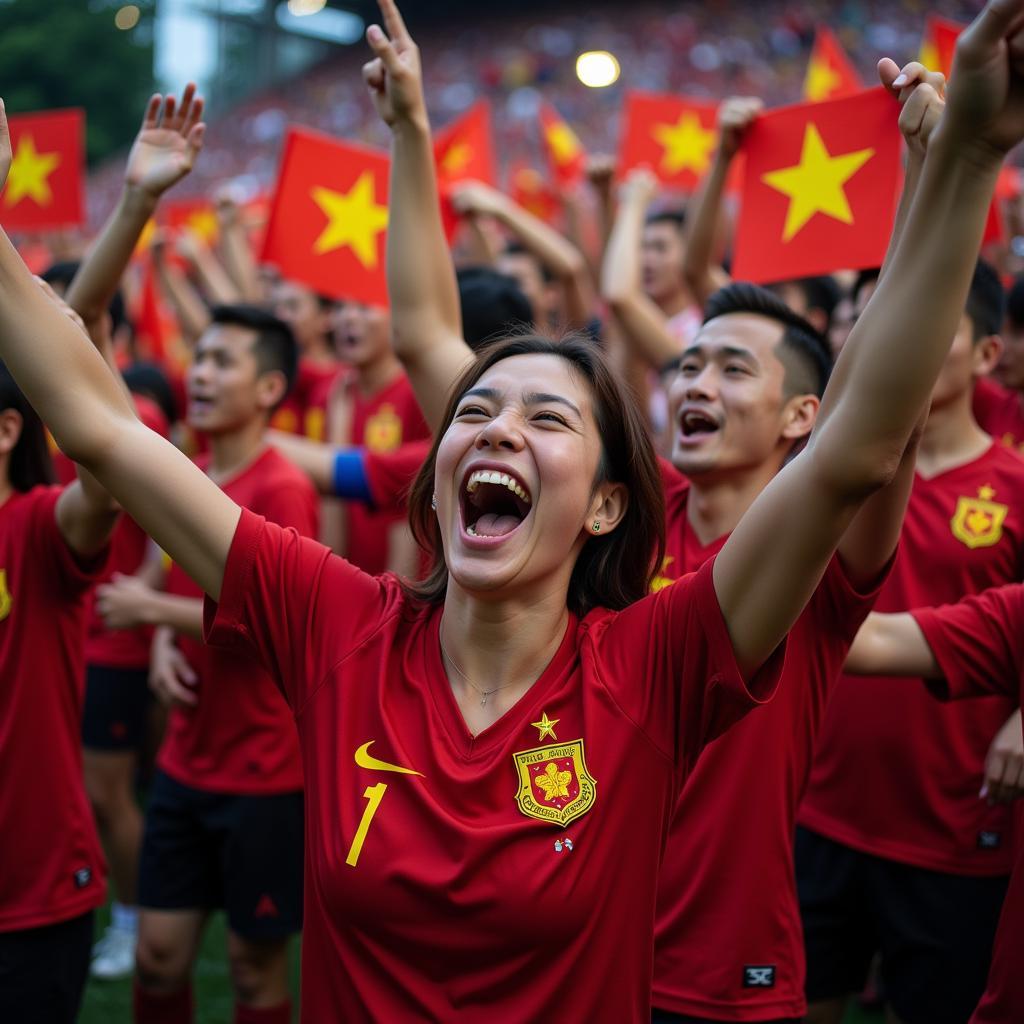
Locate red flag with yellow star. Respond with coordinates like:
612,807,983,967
1,109,84,231
618,92,719,191
919,15,963,79
803,27,862,102
732,88,901,283
538,102,586,186
162,198,220,246
261,128,389,306
434,102,497,189
509,163,560,224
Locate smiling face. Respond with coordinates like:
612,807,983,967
433,353,622,601
668,313,814,478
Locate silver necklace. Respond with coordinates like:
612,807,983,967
440,638,521,707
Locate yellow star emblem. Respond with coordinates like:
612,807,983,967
531,711,559,742
804,57,842,102
310,171,389,268
979,485,996,501
761,123,874,242
4,134,61,208
440,141,472,176
652,112,717,176
546,122,581,165
185,209,219,243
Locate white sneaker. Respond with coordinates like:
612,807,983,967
90,924,136,980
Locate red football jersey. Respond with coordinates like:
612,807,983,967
910,585,1024,1024
84,395,170,669
801,443,1024,874
270,358,344,440
653,460,884,1019
337,373,430,575
158,448,318,794
973,377,1024,457
0,486,108,930
363,439,431,516
203,509,786,1021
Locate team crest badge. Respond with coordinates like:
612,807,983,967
950,486,1008,550
365,404,402,453
513,740,596,828
0,570,11,622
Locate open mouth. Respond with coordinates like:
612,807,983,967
679,409,720,438
461,468,532,539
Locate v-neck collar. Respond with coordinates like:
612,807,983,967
423,605,579,760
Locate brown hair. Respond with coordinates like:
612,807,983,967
404,333,666,617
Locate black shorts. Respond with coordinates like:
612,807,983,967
796,826,1007,1024
138,771,303,941
0,910,93,1024
81,663,152,752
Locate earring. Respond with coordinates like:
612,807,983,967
592,520,601,533
431,494,437,510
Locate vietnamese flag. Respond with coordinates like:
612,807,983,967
1,108,85,231
434,101,497,188
618,91,719,191
539,102,586,186
509,163,560,224
261,128,389,307
803,27,862,102
162,197,219,245
732,88,901,283
919,15,963,78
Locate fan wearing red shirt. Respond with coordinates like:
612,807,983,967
796,258,1024,1024
269,278,343,440
0,364,119,1023
324,300,429,574
844,585,1024,1024
1,1,1018,1017
98,304,318,1024
602,65,945,1020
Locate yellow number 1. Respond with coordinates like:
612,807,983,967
345,782,388,867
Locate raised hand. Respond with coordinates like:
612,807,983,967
618,167,658,207
717,96,763,159
937,0,1024,158
449,180,504,218
124,84,206,199
0,100,10,191
879,60,946,160
363,0,426,129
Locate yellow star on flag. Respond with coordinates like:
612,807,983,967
310,171,389,268
761,123,874,242
919,40,939,73
4,134,60,208
440,142,472,176
531,711,559,742
546,122,581,165
186,209,219,243
652,112,717,176
804,58,842,102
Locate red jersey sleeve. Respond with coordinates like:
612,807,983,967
254,471,320,540
204,510,403,710
912,585,1024,703
364,440,430,515
585,557,785,774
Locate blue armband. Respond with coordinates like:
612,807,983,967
331,450,374,504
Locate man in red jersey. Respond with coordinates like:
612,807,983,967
797,257,1024,1024
321,300,429,574
842,584,1024,1024
269,278,343,440
103,304,318,1024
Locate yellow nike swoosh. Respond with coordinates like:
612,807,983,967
354,741,423,777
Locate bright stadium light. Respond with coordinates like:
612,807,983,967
115,4,141,31
576,50,620,88
276,3,364,43
287,0,327,14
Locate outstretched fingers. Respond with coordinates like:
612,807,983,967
376,0,412,47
